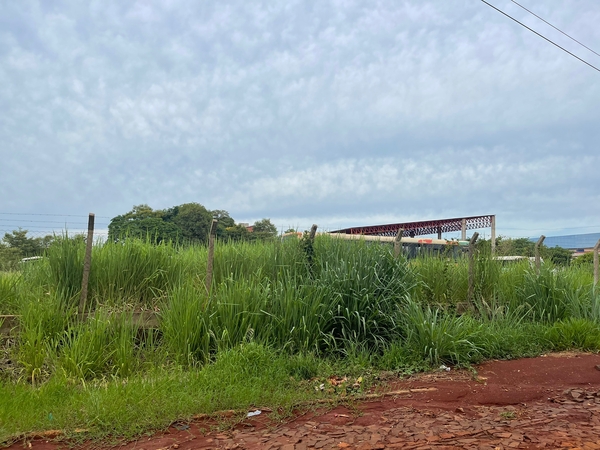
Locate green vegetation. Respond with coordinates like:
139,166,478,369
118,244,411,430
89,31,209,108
1,233,599,443
493,236,573,266
0,229,55,271
107,203,277,244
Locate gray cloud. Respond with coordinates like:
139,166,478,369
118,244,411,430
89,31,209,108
1,0,599,237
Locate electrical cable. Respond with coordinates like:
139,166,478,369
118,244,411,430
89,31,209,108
0,219,89,225
480,0,600,73
0,212,112,219
510,0,600,58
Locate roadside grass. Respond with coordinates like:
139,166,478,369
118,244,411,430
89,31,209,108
0,344,349,443
0,318,583,444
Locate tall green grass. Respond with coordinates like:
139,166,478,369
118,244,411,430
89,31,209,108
0,272,20,315
399,297,481,365
17,294,72,385
6,234,600,380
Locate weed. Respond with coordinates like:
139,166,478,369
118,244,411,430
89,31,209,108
500,410,516,420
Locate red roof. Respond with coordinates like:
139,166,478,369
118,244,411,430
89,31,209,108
331,215,494,237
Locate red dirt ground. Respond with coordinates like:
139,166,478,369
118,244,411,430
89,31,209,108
9,352,600,449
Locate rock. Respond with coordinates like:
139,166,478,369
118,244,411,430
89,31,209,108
570,390,584,401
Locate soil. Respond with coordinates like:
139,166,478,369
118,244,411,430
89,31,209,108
9,352,600,449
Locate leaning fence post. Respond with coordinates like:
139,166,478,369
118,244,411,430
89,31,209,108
205,219,218,295
594,240,600,286
468,232,479,304
305,224,318,268
309,224,318,241
535,235,545,275
394,228,404,258
79,213,95,316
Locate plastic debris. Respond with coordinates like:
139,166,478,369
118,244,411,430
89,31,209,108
247,410,262,417
439,365,451,372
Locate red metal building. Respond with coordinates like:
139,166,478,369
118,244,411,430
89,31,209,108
331,215,495,240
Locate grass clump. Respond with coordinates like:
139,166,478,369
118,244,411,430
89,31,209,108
57,310,140,379
17,294,72,385
399,297,481,366
545,318,600,351
160,285,213,366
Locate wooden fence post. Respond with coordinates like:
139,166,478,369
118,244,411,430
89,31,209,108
594,240,600,286
306,224,318,268
79,213,95,315
205,219,218,295
535,235,545,275
491,215,496,255
309,224,318,241
394,228,404,258
468,232,479,304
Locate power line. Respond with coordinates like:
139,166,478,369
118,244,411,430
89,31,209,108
0,225,105,230
0,219,92,225
510,0,600,58
480,0,600,73
0,212,112,219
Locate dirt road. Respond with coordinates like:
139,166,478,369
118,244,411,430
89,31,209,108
12,352,600,449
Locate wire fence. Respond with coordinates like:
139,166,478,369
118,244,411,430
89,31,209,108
0,213,110,240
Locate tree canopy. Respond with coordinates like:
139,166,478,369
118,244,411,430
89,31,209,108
0,229,55,270
252,218,278,239
108,205,181,244
108,203,275,244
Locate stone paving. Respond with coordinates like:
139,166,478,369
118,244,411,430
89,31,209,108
132,389,600,449
15,397,600,449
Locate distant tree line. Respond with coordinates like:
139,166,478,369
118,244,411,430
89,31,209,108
492,237,573,266
1,217,591,271
107,203,277,244
0,203,278,270
0,229,56,270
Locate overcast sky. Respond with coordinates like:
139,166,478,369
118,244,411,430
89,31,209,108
1,0,599,239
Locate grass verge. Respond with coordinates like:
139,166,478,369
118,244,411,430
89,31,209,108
0,344,326,443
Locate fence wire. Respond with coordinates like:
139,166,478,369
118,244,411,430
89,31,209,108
0,213,110,241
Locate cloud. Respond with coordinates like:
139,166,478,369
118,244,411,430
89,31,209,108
0,0,599,238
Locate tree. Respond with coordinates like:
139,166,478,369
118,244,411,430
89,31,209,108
548,246,572,266
108,203,240,245
495,237,537,257
252,218,278,240
0,229,55,269
2,228,53,257
224,224,251,242
572,251,594,267
4,229,39,257
108,205,180,244
0,241,22,270
211,210,236,240
166,203,213,243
